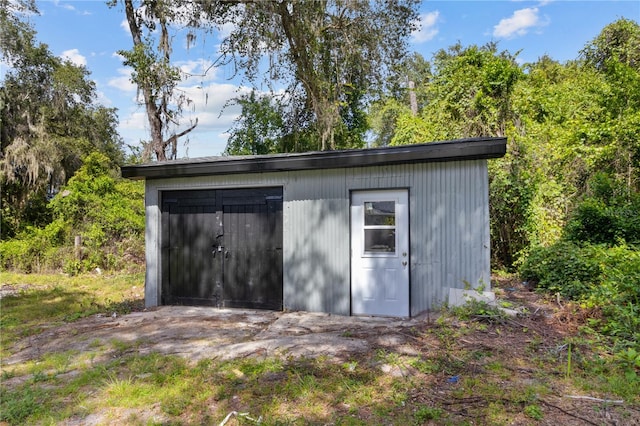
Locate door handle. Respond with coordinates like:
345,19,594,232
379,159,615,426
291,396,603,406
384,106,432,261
402,261,408,266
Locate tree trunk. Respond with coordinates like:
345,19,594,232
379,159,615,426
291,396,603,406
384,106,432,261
122,0,197,161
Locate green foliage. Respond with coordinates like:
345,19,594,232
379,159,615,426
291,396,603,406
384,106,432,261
225,91,286,155
488,141,539,267
520,242,602,299
0,153,144,273
0,384,46,424
1,10,124,239
450,299,506,323
215,0,419,151
0,219,68,272
414,406,443,422
581,18,640,72
520,242,639,347
389,112,431,146
373,19,640,270
523,404,543,420
565,175,640,245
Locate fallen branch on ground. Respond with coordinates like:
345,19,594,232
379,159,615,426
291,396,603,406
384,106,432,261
219,411,262,425
564,395,624,404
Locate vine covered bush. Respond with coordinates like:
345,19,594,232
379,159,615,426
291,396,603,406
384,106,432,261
0,153,145,274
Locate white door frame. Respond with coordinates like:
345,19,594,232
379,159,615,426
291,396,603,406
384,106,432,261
350,189,409,317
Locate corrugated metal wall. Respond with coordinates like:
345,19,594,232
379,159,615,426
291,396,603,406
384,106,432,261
143,160,490,315
283,169,350,314
407,161,490,315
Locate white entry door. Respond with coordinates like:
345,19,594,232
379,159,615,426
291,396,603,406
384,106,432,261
351,190,409,317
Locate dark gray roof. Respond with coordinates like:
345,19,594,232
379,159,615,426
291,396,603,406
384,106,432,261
121,137,507,180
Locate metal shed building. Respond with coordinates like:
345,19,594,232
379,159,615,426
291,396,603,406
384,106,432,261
122,137,506,317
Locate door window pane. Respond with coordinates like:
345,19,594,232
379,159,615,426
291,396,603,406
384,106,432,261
364,229,396,253
365,201,395,226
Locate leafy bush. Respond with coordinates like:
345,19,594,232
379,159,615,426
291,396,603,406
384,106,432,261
519,241,602,299
0,219,69,272
564,199,618,244
565,197,640,245
0,153,144,273
586,246,640,345
565,174,640,245
520,242,639,348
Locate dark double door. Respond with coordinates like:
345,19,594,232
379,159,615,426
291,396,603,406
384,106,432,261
161,188,283,309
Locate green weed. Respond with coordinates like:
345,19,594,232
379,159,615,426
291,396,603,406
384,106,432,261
414,405,443,422
0,385,47,424
524,404,544,420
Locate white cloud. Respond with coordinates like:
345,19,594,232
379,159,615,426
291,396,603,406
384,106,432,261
177,59,221,84
108,68,137,92
60,49,86,66
177,82,249,129
120,18,131,35
493,7,542,39
411,11,440,43
119,110,147,131
217,21,237,41
117,81,251,157
94,90,113,107
119,83,238,132
53,0,75,11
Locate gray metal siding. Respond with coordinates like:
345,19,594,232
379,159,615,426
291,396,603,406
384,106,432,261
345,160,490,315
283,170,350,314
142,160,490,315
408,161,490,315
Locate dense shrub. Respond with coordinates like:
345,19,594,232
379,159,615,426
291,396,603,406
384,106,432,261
519,241,602,299
565,197,640,245
565,173,640,245
587,246,640,344
0,153,144,273
520,242,640,348
0,219,68,272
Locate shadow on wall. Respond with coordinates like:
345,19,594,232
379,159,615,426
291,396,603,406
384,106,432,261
284,198,350,315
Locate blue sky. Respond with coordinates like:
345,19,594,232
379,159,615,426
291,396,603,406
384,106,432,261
9,0,640,159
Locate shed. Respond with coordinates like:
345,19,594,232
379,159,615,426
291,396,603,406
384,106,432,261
122,137,506,317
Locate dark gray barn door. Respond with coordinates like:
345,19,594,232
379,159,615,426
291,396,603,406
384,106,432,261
161,188,283,309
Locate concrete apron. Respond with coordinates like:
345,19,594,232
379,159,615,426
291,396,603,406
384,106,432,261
5,307,427,366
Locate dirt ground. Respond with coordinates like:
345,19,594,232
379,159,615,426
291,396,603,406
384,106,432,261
4,306,422,368
3,279,640,425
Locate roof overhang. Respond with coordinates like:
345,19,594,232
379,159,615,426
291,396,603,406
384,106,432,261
121,137,507,180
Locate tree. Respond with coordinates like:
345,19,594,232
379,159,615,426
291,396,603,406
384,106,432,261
368,53,431,147
1,4,123,238
225,91,287,155
217,0,419,151
110,0,201,161
580,18,640,72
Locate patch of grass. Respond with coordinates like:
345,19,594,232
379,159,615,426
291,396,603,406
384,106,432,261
414,405,443,423
524,403,544,420
0,272,144,358
2,272,640,424
0,384,48,424
408,357,439,374
449,299,507,323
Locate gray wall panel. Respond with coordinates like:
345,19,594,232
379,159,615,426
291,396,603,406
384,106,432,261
142,160,491,316
283,169,350,315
